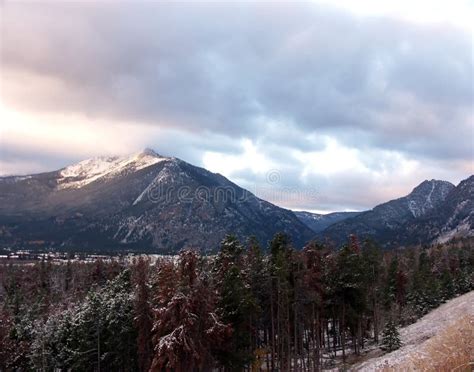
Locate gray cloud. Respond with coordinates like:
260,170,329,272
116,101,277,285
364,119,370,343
1,2,472,211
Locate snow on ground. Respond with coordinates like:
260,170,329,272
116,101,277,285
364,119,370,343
354,291,474,371
437,217,473,244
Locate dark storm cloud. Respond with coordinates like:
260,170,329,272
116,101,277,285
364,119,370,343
1,1,472,211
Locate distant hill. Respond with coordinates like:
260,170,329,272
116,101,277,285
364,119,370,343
294,210,361,233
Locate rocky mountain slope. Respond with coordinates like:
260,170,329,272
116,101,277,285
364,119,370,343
320,177,473,247
294,210,361,233
407,175,474,244
0,149,314,253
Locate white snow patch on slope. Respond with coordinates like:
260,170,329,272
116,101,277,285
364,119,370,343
407,181,453,218
113,215,144,243
436,217,473,243
132,160,185,206
58,150,167,190
425,181,435,208
407,200,418,217
446,200,470,226
13,176,32,181
300,212,323,221
354,291,474,371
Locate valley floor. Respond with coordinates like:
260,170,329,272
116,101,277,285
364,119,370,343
353,290,474,371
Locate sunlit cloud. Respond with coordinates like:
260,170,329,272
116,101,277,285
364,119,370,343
203,139,275,179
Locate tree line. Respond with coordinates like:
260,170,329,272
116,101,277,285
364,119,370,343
0,235,472,371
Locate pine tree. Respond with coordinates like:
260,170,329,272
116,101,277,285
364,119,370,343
216,265,255,369
302,241,327,370
362,239,383,343
150,250,231,372
333,238,366,359
384,255,399,310
380,320,401,352
30,270,138,371
408,250,438,317
269,233,293,370
245,236,271,368
245,236,267,319
132,257,153,372
214,235,256,370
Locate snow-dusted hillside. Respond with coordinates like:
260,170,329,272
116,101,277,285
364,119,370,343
58,148,168,189
320,176,473,247
354,291,474,371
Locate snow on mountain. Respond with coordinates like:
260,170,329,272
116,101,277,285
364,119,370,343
0,149,314,252
436,217,472,243
319,179,458,246
1,148,471,252
433,176,474,243
405,179,454,218
57,149,168,190
354,291,474,371
131,160,186,206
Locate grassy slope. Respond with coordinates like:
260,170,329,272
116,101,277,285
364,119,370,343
354,290,474,371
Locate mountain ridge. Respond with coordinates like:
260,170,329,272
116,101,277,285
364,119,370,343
0,149,314,253
1,150,472,251
319,177,472,247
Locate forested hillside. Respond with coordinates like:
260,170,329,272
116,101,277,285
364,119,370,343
0,236,472,371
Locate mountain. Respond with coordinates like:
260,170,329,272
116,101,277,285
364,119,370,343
294,210,361,233
407,175,474,244
0,149,314,253
320,177,473,247
2,150,471,251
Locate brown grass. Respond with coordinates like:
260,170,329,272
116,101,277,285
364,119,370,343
373,315,473,371
409,315,473,372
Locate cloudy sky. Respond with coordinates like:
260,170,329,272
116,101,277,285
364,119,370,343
1,0,473,213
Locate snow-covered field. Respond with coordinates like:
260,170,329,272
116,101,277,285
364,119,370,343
354,291,474,371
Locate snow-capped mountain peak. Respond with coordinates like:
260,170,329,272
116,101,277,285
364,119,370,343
57,149,168,190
